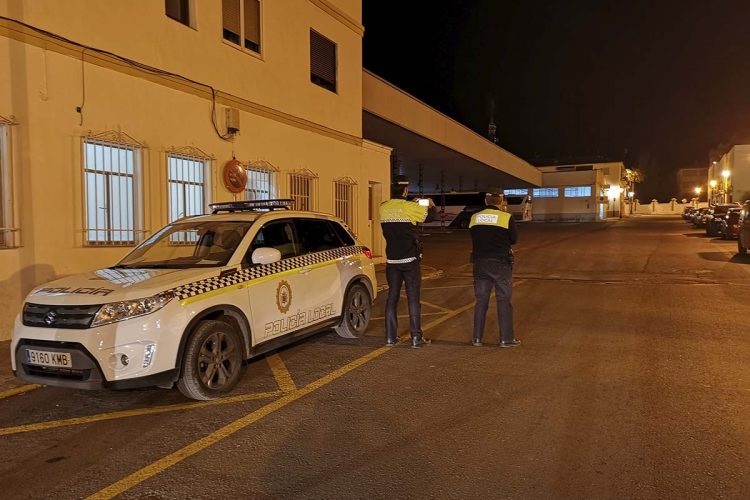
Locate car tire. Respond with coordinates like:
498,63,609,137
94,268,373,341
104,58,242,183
739,234,748,256
177,320,245,400
334,283,372,339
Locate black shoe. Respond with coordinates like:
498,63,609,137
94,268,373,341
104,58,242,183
471,338,483,347
411,336,431,348
499,339,521,348
385,338,398,347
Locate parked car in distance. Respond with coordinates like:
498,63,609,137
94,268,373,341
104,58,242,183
738,201,750,255
718,208,742,240
693,207,711,227
706,204,742,236
683,206,699,221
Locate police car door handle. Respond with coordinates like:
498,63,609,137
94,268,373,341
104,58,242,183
299,267,312,275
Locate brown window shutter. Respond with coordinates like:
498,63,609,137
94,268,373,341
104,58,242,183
310,30,336,92
244,0,261,49
222,0,241,38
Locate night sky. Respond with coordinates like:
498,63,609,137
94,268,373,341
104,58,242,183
363,0,750,200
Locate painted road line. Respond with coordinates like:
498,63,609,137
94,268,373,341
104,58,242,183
370,311,445,321
417,299,452,312
421,284,474,290
266,354,297,393
0,384,41,400
86,288,496,500
0,390,283,437
86,346,397,500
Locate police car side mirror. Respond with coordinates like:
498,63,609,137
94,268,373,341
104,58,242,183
251,247,281,265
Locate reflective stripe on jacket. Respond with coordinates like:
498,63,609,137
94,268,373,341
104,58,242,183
379,199,428,262
469,206,518,261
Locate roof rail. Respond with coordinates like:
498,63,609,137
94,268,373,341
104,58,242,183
209,199,295,213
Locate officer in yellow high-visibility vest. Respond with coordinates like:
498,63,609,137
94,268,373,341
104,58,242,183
379,175,436,348
469,190,520,347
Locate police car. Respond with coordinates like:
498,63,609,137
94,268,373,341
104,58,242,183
11,200,376,400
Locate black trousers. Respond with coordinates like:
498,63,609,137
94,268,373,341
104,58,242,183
472,258,514,343
385,260,422,341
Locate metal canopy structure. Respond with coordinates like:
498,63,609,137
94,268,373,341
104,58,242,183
362,71,541,194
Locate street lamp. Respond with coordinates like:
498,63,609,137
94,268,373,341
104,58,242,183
721,170,731,203
628,191,635,214
709,179,717,205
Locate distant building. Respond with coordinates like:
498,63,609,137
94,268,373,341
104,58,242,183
708,145,750,203
504,162,625,222
676,167,708,200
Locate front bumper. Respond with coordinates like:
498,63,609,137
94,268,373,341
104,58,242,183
11,303,187,389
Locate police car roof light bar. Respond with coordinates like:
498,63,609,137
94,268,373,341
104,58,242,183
209,199,295,213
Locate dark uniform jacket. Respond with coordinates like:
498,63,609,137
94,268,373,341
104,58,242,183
469,205,518,262
379,199,430,263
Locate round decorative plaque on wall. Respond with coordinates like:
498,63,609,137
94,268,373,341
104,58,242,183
222,159,247,194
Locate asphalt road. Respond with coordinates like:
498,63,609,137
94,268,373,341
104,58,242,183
1,216,749,499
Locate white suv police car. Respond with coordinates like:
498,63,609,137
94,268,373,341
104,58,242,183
11,200,376,400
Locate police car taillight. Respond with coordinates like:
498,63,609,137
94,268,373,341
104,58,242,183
363,247,373,259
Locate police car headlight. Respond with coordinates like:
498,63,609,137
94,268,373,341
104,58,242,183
92,292,174,327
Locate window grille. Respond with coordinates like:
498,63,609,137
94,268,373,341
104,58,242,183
333,178,357,232
289,170,318,211
564,186,592,198
168,154,207,227
83,132,143,246
245,161,277,200
532,188,559,198
0,118,20,249
310,30,337,92
222,0,261,53
165,0,191,26
503,189,528,196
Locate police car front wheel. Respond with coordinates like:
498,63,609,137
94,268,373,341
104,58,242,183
335,283,372,339
177,320,245,400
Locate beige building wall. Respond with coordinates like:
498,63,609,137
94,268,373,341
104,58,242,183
0,0,390,340
710,145,750,203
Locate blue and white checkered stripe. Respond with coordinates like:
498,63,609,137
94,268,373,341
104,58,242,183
171,246,366,300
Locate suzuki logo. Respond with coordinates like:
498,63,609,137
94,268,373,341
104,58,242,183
44,310,58,326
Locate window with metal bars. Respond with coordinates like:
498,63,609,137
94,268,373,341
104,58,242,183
532,188,559,198
245,166,274,200
289,171,318,211
564,186,593,198
222,0,261,53
333,178,357,232
165,0,191,27
168,154,208,243
310,30,336,92
83,139,140,245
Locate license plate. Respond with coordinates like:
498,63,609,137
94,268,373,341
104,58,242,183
25,349,72,368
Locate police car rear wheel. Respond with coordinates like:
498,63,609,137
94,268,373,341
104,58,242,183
177,320,244,400
335,283,371,339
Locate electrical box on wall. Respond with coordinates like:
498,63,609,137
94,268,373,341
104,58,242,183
225,107,240,134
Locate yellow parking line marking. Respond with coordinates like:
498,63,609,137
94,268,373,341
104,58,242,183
0,390,282,437
418,300,452,312
370,311,444,321
86,346,395,500
266,354,297,393
0,384,41,400
88,281,528,499
421,284,474,290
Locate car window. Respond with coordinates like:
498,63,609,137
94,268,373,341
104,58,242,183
249,220,299,260
295,219,341,254
329,220,356,246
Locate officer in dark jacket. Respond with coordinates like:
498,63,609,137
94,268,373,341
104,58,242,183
379,175,436,348
469,190,520,347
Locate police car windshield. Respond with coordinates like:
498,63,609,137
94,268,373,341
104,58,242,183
504,196,526,206
116,221,254,269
